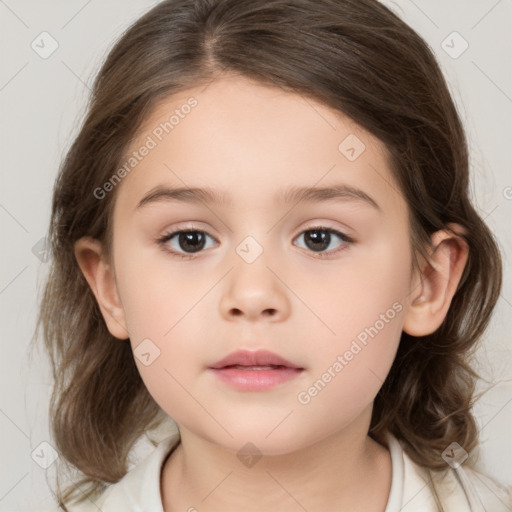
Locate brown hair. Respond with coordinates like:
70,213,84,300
34,0,502,508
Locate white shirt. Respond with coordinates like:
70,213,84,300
65,433,511,511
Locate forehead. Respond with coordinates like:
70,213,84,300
114,75,405,218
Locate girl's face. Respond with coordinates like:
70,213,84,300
107,75,415,454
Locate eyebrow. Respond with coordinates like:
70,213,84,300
135,183,381,211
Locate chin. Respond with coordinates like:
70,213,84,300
205,420,315,457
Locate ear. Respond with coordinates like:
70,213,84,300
74,236,129,340
403,223,469,337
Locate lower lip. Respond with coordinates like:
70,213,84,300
209,366,303,391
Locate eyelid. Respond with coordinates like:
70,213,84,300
159,221,219,240
296,220,354,239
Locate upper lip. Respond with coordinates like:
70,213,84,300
209,349,302,369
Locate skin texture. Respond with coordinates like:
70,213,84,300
75,75,469,511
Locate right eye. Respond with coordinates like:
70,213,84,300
157,229,218,259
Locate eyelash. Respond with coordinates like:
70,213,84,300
157,225,354,260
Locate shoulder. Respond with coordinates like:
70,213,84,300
63,433,181,512
386,433,512,512
456,464,512,512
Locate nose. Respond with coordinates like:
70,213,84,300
219,257,291,323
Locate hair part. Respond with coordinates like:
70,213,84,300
34,0,502,507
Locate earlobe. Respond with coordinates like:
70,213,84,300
74,236,130,340
403,224,469,337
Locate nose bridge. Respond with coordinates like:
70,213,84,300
219,231,290,321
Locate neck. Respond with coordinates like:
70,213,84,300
161,410,392,512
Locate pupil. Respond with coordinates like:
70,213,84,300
179,232,205,253
306,229,330,251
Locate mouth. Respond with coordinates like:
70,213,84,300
219,364,294,370
208,350,304,391
209,349,303,370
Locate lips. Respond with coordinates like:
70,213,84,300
209,349,302,370
208,349,304,391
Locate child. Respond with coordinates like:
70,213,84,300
36,0,512,510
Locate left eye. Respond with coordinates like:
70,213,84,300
293,227,352,256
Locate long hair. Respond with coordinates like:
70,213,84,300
34,0,502,508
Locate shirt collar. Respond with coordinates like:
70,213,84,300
95,430,476,512
99,433,180,511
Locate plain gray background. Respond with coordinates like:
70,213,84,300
1,0,511,510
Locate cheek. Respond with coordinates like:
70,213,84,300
115,247,202,342
114,252,212,411
316,233,410,346
295,325,400,430
298,278,407,422
299,236,410,406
